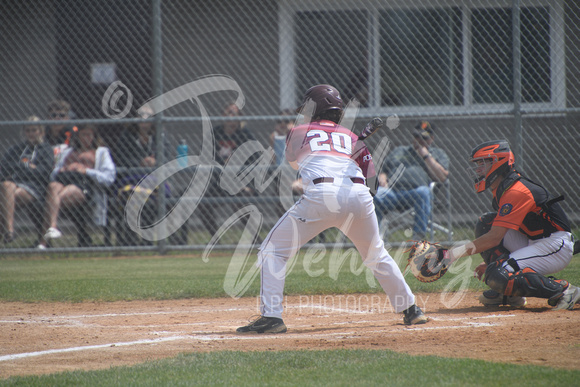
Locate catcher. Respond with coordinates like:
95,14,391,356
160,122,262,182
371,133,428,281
408,140,580,310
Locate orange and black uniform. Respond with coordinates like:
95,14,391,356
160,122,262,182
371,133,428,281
484,170,572,300
492,171,570,239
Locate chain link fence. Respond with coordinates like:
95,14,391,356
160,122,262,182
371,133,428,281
1,0,578,254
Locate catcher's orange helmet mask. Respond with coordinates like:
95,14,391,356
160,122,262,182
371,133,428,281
470,140,515,193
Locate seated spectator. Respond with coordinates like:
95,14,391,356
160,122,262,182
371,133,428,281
373,121,449,240
270,111,305,225
44,100,77,161
201,102,256,236
0,117,54,244
269,109,294,166
214,102,256,165
38,124,116,248
115,105,164,168
112,105,170,245
269,111,304,199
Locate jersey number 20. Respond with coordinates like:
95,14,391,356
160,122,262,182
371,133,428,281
307,130,352,155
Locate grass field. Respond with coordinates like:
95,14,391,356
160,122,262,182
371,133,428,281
0,249,489,302
1,248,579,385
2,247,579,302
3,350,579,387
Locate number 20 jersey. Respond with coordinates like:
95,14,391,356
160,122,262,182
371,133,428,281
285,120,376,185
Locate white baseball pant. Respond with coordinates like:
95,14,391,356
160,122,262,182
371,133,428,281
503,229,573,274
258,179,416,318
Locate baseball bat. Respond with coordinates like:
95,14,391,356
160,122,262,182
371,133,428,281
358,117,383,141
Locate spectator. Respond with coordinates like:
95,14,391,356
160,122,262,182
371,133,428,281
44,100,77,152
269,109,294,166
200,102,257,236
113,105,170,245
374,121,449,240
270,110,307,229
37,124,116,248
115,105,167,168
0,117,54,244
214,102,256,165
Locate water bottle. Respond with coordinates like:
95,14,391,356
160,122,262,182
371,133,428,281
177,139,188,168
273,134,286,166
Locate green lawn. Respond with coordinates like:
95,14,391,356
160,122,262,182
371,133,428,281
2,349,579,386
1,247,579,302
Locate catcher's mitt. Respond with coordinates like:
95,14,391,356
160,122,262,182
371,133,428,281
406,241,451,283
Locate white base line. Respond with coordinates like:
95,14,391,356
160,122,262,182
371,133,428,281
406,322,500,331
0,307,251,323
429,314,516,322
0,331,358,362
0,336,188,362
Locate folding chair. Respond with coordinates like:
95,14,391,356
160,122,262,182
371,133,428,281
427,179,453,242
379,180,453,243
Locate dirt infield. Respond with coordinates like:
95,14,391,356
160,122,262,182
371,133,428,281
1,291,579,378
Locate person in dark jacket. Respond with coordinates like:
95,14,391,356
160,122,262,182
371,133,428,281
112,105,170,246
200,102,257,236
114,105,169,169
0,116,54,243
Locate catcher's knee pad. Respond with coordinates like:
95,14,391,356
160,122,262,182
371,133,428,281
485,261,567,298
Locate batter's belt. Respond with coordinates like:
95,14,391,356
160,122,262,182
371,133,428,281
313,177,365,185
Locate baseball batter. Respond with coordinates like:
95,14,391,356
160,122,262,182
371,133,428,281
237,85,428,334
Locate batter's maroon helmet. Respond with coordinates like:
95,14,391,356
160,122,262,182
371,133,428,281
470,140,515,193
297,84,344,120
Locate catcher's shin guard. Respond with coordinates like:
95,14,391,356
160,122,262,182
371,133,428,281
484,259,567,299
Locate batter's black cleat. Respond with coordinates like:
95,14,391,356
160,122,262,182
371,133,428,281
237,316,287,334
403,304,428,325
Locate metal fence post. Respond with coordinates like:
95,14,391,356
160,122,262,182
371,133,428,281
512,0,523,171
152,0,167,254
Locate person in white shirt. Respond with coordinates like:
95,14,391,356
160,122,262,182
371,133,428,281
38,124,116,248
